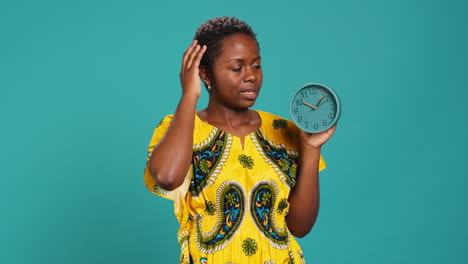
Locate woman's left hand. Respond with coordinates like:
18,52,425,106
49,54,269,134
300,125,337,149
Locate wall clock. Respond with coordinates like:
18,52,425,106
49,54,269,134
290,83,341,133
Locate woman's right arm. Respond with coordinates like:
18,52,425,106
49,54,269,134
147,40,207,191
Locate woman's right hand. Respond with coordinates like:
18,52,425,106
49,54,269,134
180,40,207,98
149,41,206,190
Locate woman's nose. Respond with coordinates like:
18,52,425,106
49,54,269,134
244,67,258,82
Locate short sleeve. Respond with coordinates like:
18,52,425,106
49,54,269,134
318,153,326,172
286,119,327,172
146,115,173,157
143,115,192,203
285,119,327,172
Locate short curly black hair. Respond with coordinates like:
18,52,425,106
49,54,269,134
194,16,259,73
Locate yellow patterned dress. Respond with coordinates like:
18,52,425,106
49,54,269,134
144,110,326,264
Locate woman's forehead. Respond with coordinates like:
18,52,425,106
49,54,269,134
218,33,260,61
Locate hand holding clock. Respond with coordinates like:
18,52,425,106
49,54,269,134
300,125,337,149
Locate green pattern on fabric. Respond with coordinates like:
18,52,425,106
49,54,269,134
242,238,258,256
272,119,288,129
277,198,288,214
205,200,215,215
199,159,210,173
279,158,289,171
261,192,272,205
238,154,254,169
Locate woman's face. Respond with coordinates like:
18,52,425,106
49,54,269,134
208,33,263,110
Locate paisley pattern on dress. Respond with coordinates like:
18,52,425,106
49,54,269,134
250,180,289,249
194,181,245,254
251,130,299,188
191,129,232,196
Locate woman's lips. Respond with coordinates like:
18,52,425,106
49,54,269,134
240,90,257,99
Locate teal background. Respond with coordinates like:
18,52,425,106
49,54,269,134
1,0,467,263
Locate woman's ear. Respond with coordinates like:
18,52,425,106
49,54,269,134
199,66,211,88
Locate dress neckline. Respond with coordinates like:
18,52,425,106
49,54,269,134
195,110,264,140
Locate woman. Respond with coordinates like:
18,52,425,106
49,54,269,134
144,16,336,263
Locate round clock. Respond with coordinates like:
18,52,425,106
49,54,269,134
290,83,341,133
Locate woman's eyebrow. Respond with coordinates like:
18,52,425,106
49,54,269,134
225,56,262,63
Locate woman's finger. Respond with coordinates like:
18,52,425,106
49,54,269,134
192,45,207,69
325,125,337,137
185,44,201,70
181,40,197,70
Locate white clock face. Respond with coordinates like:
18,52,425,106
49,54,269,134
290,84,340,133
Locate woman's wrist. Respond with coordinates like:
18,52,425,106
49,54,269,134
301,143,322,152
181,92,200,102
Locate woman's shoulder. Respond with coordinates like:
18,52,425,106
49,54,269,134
146,114,174,143
256,110,297,131
256,110,301,149
152,114,173,131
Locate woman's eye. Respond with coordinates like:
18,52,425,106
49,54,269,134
231,67,242,72
253,65,262,69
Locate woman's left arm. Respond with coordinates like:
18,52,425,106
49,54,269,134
286,126,336,238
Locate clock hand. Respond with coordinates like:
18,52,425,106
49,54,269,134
301,100,317,110
315,95,327,108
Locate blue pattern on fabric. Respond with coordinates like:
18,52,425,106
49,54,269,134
195,182,245,253
254,131,299,187
251,182,288,247
191,131,227,195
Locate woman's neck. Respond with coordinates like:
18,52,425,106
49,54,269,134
198,103,261,138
